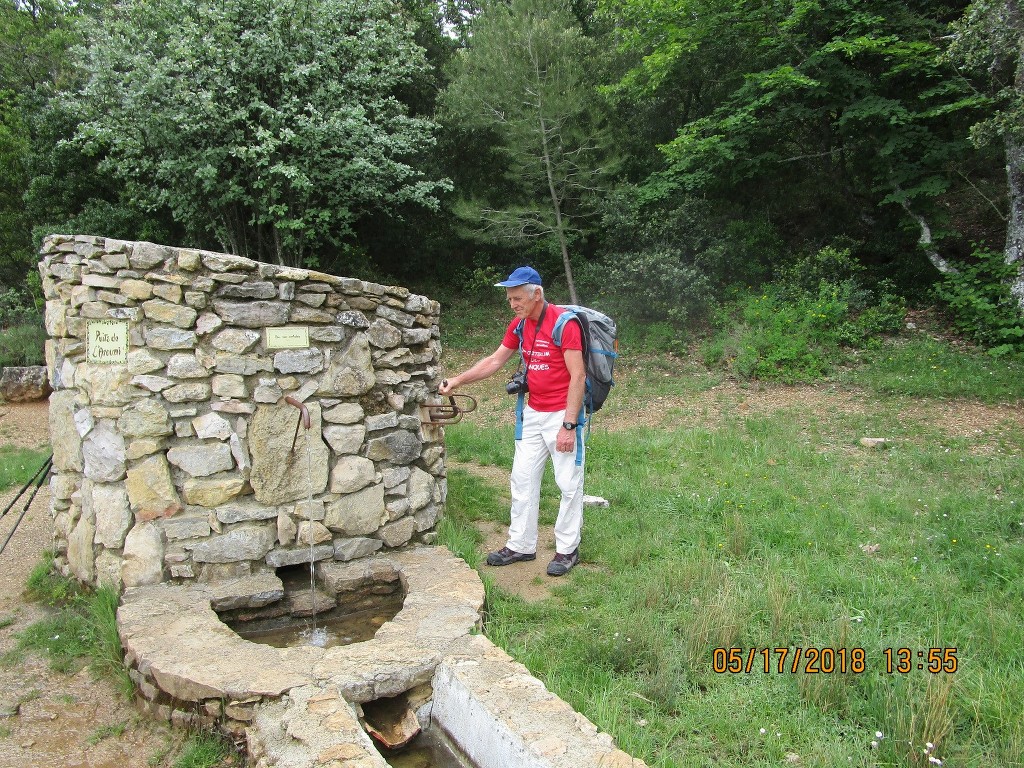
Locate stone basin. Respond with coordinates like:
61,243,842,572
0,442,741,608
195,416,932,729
119,545,648,768
118,546,484,715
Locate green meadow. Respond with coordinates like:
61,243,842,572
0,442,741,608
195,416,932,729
439,337,1024,768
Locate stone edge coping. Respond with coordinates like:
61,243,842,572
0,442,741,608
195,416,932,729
248,685,390,768
431,634,650,768
245,633,649,768
120,544,647,767
117,545,485,704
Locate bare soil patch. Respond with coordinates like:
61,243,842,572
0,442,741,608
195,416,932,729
0,401,50,450
0,402,180,768
472,518,559,604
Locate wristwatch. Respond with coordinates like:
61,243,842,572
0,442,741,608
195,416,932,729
561,421,578,430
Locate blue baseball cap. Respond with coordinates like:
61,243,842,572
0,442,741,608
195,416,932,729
495,266,542,287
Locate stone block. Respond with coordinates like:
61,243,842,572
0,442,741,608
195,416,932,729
366,430,422,464
265,544,335,568
273,348,324,374
122,522,164,587
144,327,198,350
324,483,385,536
166,353,209,378
76,363,137,406
182,476,245,507
118,398,173,437
332,537,383,562
167,443,234,477
49,390,83,472
378,517,415,547
322,424,365,455
214,499,279,524
0,366,51,402
88,480,132,548
250,402,329,505
83,419,127,482
212,300,289,328
192,412,232,440
316,335,375,396
126,454,183,520
191,524,276,563
329,455,376,494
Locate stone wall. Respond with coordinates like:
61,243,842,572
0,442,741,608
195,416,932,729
39,234,446,590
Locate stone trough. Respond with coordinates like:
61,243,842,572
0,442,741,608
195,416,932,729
120,545,647,768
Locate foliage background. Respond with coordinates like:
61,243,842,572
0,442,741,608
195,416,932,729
1,0,1023,361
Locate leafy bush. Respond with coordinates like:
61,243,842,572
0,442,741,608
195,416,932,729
0,322,47,366
0,288,39,327
581,248,715,341
840,280,907,346
0,287,46,367
703,288,849,383
774,243,865,299
609,249,713,325
933,246,1024,356
703,247,906,383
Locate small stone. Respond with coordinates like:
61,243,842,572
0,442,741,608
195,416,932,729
859,437,889,449
0,700,20,717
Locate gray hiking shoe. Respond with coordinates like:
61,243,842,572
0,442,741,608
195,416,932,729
546,549,579,576
486,547,536,566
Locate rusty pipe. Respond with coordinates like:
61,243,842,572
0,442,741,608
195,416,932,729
285,396,311,451
423,392,477,425
285,396,310,429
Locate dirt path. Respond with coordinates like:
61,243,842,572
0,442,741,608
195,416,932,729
0,402,181,768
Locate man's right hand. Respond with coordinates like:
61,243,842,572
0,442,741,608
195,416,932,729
438,378,454,395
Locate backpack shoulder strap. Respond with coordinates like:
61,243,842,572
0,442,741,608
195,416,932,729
551,307,581,348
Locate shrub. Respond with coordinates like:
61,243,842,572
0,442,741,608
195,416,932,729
703,275,906,383
0,287,46,367
933,246,1024,356
0,322,47,367
703,289,846,383
584,248,715,330
774,243,865,300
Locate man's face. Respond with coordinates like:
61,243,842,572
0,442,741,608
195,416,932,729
506,286,540,320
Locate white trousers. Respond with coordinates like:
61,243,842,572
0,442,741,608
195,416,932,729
506,406,585,556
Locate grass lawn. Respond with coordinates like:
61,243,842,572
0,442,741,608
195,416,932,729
439,335,1024,768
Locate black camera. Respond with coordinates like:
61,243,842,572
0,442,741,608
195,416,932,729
506,369,528,395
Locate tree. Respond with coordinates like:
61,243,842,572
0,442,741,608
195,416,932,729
71,0,450,268
440,0,616,304
0,0,101,288
599,0,991,282
946,0,1024,305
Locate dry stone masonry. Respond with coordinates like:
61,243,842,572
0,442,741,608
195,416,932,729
39,234,446,590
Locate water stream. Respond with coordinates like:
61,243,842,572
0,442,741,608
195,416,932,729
301,415,326,648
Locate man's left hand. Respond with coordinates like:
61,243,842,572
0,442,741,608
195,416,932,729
556,426,575,453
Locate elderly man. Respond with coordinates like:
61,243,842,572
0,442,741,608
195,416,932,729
439,266,586,576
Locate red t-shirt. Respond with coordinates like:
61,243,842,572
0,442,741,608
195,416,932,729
501,305,583,412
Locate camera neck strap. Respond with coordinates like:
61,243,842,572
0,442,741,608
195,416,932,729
514,301,547,441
